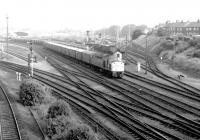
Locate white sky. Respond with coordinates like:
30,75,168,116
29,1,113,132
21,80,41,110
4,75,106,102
0,0,200,31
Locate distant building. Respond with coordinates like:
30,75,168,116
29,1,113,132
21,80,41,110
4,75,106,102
162,20,200,36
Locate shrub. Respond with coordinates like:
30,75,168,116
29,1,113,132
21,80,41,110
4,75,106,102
63,124,97,140
132,29,143,40
160,40,174,50
45,115,73,139
157,28,167,37
46,100,72,119
44,100,72,139
152,40,174,56
193,50,200,58
189,39,198,47
44,100,98,140
19,78,49,106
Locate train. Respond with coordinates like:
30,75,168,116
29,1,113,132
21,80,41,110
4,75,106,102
43,41,124,78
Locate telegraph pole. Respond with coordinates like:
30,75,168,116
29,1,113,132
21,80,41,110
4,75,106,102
128,24,130,41
6,16,8,52
145,36,148,74
125,35,128,64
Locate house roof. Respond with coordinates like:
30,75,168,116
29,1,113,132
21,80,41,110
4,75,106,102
187,22,200,27
164,21,200,28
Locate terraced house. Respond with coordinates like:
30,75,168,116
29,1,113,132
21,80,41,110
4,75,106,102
163,20,200,36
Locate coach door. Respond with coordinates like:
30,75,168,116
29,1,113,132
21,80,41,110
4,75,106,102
103,60,106,68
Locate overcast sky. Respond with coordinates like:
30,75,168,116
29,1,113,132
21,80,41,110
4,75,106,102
0,0,199,31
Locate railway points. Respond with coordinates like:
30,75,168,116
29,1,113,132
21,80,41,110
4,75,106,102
0,38,200,140
1,1,200,139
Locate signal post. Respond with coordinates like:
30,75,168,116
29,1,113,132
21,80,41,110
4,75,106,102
27,41,37,77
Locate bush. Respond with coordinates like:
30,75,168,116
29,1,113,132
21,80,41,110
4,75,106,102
160,40,174,50
44,100,72,139
47,100,72,119
63,124,97,140
45,115,73,139
19,78,49,106
193,50,200,58
157,28,167,37
189,38,200,48
44,100,98,140
132,29,143,40
189,39,198,47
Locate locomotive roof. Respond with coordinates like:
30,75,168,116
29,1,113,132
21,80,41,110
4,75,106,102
47,41,114,57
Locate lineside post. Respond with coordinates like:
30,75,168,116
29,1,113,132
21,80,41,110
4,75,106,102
27,41,36,77
145,36,148,74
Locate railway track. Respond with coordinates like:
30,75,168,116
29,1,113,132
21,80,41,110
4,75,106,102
48,57,172,140
147,55,200,97
1,57,170,139
7,41,200,139
127,41,200,98
0,82,22,140
0,62,123,139
45,51,200,138
33,48,200,139
0,50,175,139
1,42,194,103
3,59,200,139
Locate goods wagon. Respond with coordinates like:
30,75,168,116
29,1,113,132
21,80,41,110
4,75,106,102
45,41,124,78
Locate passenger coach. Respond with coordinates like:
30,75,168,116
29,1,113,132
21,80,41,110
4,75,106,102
45,42,124,78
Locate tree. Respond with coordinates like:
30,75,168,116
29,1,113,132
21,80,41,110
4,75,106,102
157,28,167,36
107,25,120,38
19,78,49,106
45,100,72,139
45,115,73,139
120,24,136,38
44,100,97,140
63,124,97,140
132,29,143,40
46,100,72,118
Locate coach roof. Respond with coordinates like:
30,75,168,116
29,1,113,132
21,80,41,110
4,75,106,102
46,41,109,57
